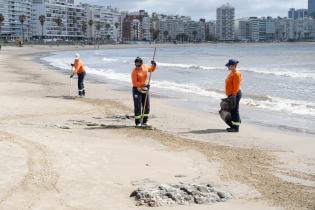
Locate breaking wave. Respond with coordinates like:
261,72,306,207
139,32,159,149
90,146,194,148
42,55,315,118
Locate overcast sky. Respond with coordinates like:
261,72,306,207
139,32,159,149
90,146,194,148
79,0,308,20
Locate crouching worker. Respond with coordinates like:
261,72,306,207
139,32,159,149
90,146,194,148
131,57,157,127
71,53,86,97
225,59,242,132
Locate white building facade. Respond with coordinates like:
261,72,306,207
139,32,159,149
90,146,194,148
0,0,33,40
216,3,235,41
83,4,121,42
0,0,10,37
32,0,87,39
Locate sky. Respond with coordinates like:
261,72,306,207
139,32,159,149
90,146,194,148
79,0,308,20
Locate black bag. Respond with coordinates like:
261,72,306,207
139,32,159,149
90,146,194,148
220,96,236,112
219,96,236,127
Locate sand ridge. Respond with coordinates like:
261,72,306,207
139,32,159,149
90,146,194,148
0,45,314,209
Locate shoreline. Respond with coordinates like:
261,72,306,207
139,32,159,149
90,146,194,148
32,44,315,164
38,45,315,136
0,45,314,209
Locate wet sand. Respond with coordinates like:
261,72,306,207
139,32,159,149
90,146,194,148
0,45,314,210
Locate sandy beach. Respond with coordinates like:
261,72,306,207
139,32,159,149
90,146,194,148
0,44,314,210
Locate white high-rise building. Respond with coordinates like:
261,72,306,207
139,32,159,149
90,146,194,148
32,0,86,39
157,15,193,42
184,19,205,42
216,3,235,41
112,11,123,43
249,17,259,41
0,0,10,38
2,0,33,40
142,16,151,41
83,4,120,41
259,17,267,41
236,18,250,41
265,17,276,40
275,18,289,40
294,18,315,39
122,10,152,42
286,19,295,40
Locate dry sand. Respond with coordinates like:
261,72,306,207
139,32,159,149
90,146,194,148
0,45,314,210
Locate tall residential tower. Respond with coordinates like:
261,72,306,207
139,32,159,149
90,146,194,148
216,3,235,41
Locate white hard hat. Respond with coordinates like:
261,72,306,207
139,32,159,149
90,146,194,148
75,53,80,59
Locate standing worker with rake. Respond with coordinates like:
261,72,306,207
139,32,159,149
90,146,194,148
131,56,157,128
131,23,159,128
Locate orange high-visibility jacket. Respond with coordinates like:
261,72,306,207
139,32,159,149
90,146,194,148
131,65,157,88
74,59,85,74
225,70,242,96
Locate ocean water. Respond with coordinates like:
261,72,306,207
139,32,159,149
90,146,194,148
41,43,315,134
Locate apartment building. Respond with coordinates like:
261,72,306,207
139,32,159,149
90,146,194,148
82,4,120,41
159,15,187,41
216,3,235,41
0,0,33,40
0,0,10,37
235,18,250,41
122,10,151,42
32,0,86,39
205,21,216,41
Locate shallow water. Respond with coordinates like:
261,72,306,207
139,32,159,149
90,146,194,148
42,43,315,134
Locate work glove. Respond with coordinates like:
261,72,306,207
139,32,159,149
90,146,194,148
145,84,150,89
70,74,74,78
71,63,74,67
151,60,156,66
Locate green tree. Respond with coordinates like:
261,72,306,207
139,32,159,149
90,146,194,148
82,21,87,37
54,18,63,37
96,22,101,39
19,15,27,43
0,14,4,42
38,15,45,39
115,22,119,43
105,23,111,40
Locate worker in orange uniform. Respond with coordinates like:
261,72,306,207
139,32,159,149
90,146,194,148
131,57,157,127
71,53,86,97
225,59,243,132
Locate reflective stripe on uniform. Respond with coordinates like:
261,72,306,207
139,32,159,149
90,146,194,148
135,115,142,119
232,121,241,126
142,114,149,117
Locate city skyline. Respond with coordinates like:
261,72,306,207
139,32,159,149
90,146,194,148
81,0,307,20
0,0,314,42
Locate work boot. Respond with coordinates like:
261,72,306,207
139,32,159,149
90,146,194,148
142,122,151,128
226,127,239,132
